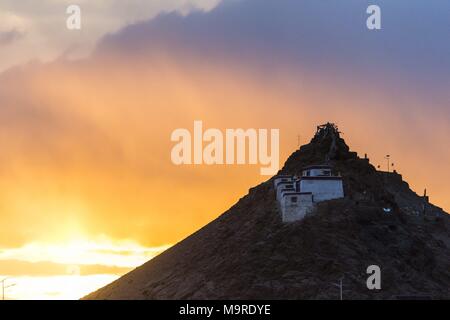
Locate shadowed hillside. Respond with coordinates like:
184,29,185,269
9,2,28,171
84,124,450,300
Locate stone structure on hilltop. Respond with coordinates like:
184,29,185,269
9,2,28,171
274,164,344,222
274,123,346,222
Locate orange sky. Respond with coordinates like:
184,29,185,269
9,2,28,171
1,54,448,252
0,0,449,299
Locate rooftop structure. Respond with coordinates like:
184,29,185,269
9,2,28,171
274,165,344,222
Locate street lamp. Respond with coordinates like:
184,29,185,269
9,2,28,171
331,277,344,300
384,155,391,172
1,278,16,300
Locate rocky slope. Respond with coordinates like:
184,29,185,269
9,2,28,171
84,123,450,300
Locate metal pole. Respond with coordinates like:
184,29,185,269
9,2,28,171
1,278,13,300
385,155,390,173
332,277,343,301
4,284,15,300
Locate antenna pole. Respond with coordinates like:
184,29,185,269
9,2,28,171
1,279,5,300
1,278,15,300
331,277,344,300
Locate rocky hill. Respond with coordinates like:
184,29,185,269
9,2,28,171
84,123,450,300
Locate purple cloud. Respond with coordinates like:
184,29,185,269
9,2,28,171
95,0,450,88
0,29,24,46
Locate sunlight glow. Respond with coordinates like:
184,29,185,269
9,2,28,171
0,236,171,268
0,274,119,300
0,236,172,299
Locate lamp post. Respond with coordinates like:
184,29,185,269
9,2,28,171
385,155,390,172
332,277,343,300
1,278,15,300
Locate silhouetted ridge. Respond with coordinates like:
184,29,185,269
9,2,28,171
84,123,450,300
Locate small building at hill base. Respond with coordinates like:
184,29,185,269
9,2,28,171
274,165,344,222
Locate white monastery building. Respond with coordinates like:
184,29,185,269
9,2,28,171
274,165,344,222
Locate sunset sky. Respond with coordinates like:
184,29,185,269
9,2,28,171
0,0,449,299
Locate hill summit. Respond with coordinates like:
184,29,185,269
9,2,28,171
85,123,450,300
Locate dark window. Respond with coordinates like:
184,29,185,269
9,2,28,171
291,197,298,203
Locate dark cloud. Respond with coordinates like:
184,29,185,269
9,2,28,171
96,0,450,87
0,29,24,45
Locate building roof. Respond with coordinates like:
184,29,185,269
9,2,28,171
301,176,342,181
282,192,313,198
275,181,294,187
302,164,332,170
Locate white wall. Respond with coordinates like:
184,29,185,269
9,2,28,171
274,176,293,189
280,193,314,222
274,176,294,201
276,184,295,201
303,168,332,177
299,179,344,202
275,175,344,223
